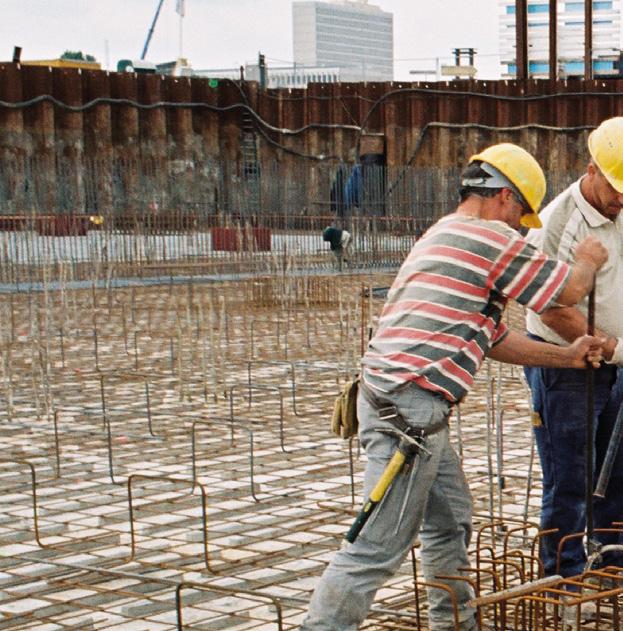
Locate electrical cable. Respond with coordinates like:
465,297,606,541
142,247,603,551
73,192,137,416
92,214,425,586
1,83,617,119
383,121,597,202
0,78,612,162
403,121,595,167
355,86,601,158
0,94,360,136
216,78,346,160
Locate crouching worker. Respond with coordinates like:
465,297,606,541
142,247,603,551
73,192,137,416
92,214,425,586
323,226,351,270
300,143,608,631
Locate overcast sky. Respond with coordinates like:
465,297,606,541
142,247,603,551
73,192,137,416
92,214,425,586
1,0,503,80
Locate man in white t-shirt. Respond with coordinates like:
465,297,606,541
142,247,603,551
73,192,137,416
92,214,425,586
525,117,623,580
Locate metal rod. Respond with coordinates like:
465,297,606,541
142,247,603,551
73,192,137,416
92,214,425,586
586,285,596,552
594,403,623,498
468,574,563,607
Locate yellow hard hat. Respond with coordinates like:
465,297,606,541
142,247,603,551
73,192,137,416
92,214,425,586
469,143,546,229
588,117,623,193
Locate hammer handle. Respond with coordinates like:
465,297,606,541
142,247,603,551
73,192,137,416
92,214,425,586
345,450,406,543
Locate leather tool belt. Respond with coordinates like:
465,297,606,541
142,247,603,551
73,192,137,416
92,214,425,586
359,379,448,437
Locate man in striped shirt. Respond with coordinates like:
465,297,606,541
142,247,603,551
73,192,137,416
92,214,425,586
525,117,623,582
301,143,608,631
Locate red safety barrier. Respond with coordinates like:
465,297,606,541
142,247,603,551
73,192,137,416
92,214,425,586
211,227,271,252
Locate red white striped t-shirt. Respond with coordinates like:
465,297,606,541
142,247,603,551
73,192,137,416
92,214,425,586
362,214,570,402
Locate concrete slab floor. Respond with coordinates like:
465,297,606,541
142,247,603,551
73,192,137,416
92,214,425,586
0,274,622,629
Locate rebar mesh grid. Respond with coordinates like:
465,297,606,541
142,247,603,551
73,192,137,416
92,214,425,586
1,273,622,630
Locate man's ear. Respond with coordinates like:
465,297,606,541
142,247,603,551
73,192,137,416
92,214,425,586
587,160,601,179
498,188,514,204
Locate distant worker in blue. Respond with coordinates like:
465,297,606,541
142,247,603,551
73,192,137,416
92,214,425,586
330,163,363,220
330,162,362,218
344,163,362,211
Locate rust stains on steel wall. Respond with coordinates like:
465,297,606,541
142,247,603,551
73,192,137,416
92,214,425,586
82,69,112,158
190,72,219,158
110,70,139,159
21,65,55,160
139,73,167,163
0,64,24,159
3,64,623,174
164,76,193,157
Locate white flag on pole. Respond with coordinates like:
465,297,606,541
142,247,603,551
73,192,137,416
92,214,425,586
176,0,185,17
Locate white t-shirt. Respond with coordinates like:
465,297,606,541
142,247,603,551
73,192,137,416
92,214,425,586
526,178,623,343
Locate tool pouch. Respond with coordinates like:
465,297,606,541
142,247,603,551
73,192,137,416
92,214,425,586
330,376,360,439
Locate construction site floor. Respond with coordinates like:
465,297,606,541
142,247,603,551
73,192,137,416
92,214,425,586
1,272,622,630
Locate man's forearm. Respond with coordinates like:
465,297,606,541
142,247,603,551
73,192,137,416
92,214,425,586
556,259,597,306
540,306,618,360
488,330,582,368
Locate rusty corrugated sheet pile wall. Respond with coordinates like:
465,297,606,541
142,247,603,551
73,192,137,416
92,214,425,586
2,64,622,284
1,63,623,168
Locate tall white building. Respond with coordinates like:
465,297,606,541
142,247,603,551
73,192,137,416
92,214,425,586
293,0,394,82
499,0,622,78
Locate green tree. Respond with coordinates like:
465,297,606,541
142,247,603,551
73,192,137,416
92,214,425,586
60,50,97,62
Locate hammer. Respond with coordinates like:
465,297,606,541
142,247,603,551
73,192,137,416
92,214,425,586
345,427,429,544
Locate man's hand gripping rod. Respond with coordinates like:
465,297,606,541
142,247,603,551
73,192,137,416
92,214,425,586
344,427,430,544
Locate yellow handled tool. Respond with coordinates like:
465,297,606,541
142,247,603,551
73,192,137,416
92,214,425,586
345,428,427,544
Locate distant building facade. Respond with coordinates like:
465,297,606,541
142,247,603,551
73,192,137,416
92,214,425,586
188,63,343,88
293,0,394,82
246,64,344,88
499,0,622,78
171,0,394,88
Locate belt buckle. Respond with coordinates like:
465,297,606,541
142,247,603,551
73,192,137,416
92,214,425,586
378,405,399,423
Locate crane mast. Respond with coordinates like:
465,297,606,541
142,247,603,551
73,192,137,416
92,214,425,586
140,0,166,60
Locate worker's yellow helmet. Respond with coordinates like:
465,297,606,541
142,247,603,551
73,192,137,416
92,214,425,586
588,117,623,193
469,143,546,229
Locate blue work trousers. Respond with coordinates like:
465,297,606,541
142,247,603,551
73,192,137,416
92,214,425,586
524,360,623,577
300,384,476,631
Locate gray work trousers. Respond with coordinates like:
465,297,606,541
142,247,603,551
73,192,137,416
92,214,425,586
300,383,475,631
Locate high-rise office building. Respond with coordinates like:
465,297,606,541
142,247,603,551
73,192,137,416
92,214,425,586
293,0,393,82
499,0,622,78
